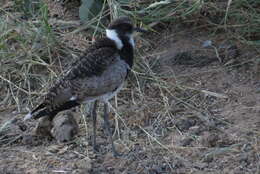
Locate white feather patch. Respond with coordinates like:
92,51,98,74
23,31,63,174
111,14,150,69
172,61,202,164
106,29,123,49
129,35,135,47
24,113,32,121
70,96,77,101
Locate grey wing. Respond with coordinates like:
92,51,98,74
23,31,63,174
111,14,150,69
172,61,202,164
72,56,129,102
28,45,123,119
40,47,119,110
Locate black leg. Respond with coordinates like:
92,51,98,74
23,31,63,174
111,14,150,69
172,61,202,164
103,102,121,157
92,101,98,152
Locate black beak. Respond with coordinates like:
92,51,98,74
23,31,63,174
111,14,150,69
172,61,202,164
134,27,147,33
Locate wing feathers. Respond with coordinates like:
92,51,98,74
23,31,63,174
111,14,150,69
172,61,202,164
30,100,80,120
66,46,117,80
26,38,120,120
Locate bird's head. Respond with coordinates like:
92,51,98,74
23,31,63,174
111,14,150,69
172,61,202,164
106,16,146,50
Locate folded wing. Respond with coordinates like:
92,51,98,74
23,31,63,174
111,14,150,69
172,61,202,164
26,39,128,120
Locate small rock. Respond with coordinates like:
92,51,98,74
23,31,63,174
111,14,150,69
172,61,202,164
34,117,53,137
51,111,79,142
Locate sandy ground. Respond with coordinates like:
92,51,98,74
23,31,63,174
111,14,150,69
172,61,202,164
0,1,259,174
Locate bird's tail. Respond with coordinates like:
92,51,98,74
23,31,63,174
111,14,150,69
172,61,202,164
24,103,52,121
24,101,80,121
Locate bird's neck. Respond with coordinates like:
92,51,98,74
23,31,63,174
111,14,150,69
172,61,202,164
106,29,124,49
119,36,134,68
106,29,134,68
105,29,135,49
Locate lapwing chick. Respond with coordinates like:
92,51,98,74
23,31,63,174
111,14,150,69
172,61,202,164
24,16,145,157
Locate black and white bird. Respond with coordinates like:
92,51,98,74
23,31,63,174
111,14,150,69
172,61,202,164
24,17,145,156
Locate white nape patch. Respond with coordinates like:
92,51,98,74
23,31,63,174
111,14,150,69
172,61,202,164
70,96,77,101
106,29,123,49
24,113,32,121
129,35,135,47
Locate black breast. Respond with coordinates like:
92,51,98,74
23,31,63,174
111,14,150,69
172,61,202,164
119,37,134,68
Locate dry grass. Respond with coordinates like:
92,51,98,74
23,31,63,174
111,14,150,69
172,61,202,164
0,0,259,110
0,0,259,173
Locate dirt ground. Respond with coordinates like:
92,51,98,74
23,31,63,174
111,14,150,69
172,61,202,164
0,1,259,174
